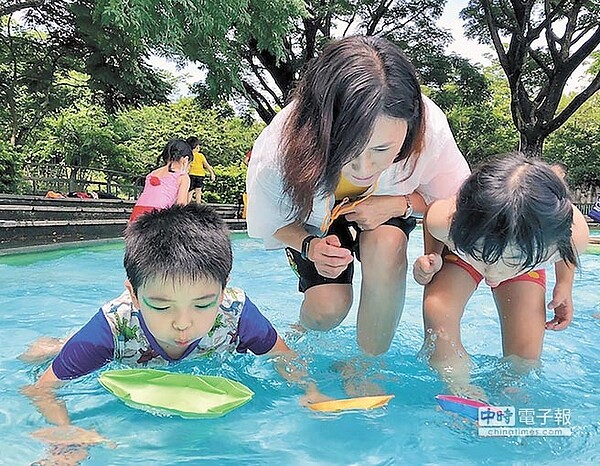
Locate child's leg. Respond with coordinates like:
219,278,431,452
19,337,66,363
195,187,202,204
492,280,546,363
422,262,478,394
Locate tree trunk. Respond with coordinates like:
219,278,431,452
519,131,544,158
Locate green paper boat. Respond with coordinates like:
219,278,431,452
99,369,254,418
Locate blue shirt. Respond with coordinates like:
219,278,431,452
52,288,277,380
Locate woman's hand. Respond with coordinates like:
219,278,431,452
308,235,353,279
344,196,398,231
413,253,443,285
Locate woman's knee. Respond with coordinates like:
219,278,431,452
360,229,408,269
300,290,352,331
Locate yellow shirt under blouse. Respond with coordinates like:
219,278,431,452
334,175,369,200
189,150,207,176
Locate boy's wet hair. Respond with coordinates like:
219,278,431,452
449,153,577,271
160,139,193,164
124,204,232,294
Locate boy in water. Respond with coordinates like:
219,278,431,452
23,204,325,462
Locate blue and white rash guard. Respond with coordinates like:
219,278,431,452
52,287,277,380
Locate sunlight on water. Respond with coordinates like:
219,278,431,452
0,230,599,464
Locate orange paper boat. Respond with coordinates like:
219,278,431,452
307,395,394,412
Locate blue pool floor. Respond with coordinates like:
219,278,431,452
0,232,599,465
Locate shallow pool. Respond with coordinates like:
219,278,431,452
1,231,599,464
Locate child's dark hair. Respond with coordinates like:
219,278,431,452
186,136,200,150
124,204,232,294
449,153,577,270
281,35,425,221
159,139,193,170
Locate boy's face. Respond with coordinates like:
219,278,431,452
126,277,224,357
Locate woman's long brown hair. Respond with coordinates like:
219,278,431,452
280,35,425,222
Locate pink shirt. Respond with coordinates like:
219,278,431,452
135,171,184,209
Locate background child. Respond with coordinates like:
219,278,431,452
413,153,589,398
186,136,216,204
129,139,191,222
23,204,325,461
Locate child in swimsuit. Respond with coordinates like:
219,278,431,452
22,204,326,461
413,153,589,398
129,139,192,222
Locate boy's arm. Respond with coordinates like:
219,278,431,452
266,335,330,405
23,366,109,463
237,296,329,404
23,310,114,424
203,159,216,181
22,366,70,426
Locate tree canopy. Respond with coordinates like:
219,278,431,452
461,0,600,156
95,0,488,123
0,0,173,147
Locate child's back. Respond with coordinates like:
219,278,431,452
136,166,185,209
130,139,191,222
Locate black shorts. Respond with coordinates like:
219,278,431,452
285,215,417,293
189,175,205,190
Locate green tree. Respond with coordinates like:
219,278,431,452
0,140,23,193
0,1,173,147
544,92,600,187
0,16,89,146
461,0,600,156
430,64,518,168
96,0,486,123
31,104,133,190
111,98,263,175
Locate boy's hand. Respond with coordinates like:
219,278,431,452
545,284,574,331
413,253,442,285
310,235,353,279
32,426,115,466
210,172,216,182
32,425,112,447
299,383,332,407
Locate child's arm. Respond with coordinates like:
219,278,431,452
203,159,216,181
236,295,329,405
23,311,114,433
22,366,70,426
546,205,590,331
266,336,330,405
413,198,453,285
177,174,191,205
22,363,110,462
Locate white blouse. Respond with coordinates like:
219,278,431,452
246,95,471,249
